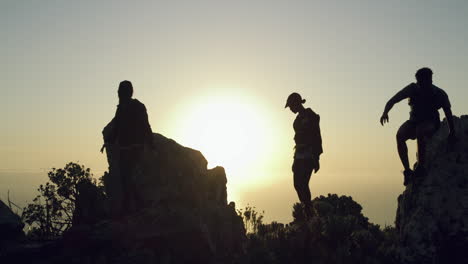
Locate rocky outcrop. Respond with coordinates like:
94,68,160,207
396,116,468,263
72,180,107,226
0,199,24,248
65,133,245,264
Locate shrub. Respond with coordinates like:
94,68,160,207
237,205,264,234
22,162,99,239
241,194,399,264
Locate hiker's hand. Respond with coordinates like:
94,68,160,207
100,144,106,153
380,113,389,126
314,160,320,173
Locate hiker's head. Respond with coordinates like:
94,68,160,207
415,67,433,88
285,92,306,113
118,80,133,100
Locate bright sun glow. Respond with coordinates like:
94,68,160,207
170,93,276,200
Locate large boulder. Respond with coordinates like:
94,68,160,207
72,180,108,226
66,133,245,264
396,116,468,263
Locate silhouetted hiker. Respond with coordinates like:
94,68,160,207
285,93,323,216
380,68,456,185
103,80,154,214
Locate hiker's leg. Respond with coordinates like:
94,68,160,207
119,149,131,213
303,160,315,216
416,122,437,168
304,159,317,197
416,134,425,168
293,159,311,203
127,147,143,210
121,147,143,212
396,121,417,170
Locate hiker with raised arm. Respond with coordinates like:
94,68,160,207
380,67,456,185
285,93,323,216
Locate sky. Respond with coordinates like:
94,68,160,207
2,0,468,226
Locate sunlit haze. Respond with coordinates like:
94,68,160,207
2,0,468,226
168,91,278,201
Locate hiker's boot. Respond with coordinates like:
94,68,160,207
403,169,414,186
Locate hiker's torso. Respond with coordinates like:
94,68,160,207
293,108,323,159
115,99,149,146
406,83,450,123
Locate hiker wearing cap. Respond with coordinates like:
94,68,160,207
285,93,323,212
380,67,456,185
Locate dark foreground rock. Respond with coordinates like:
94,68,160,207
62,133,245,264
0,199,25,251
396,116,468,263
0,132,245,264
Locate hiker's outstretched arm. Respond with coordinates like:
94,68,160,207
380,85,412,126
383,87,411,115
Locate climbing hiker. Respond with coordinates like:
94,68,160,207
285,92,323,215
380,67,456,185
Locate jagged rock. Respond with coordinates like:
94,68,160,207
66,133,245,264
0,200,24,246
396,116,468,264
0,200,25,261
72,180,107,226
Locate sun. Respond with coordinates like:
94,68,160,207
170,93,275,197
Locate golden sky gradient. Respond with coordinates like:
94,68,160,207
2,1,468,226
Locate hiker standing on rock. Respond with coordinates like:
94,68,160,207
285,93,323,214
102,80,154,214
380,67,456,185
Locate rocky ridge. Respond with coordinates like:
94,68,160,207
396,116,468,263
64,132,246,264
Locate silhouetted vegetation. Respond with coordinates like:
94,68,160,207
21,162,100,240
237,205,264,234
18,161,399,263
239,194,399,264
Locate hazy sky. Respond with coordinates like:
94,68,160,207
2,0,468,226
